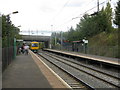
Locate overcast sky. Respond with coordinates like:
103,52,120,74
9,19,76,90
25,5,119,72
0,0,118,36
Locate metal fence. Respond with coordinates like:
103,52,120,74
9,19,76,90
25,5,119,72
2,46,14,72
52,44,119,58
87,46,118,58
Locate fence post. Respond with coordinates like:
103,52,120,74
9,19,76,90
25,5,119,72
13,38,16,59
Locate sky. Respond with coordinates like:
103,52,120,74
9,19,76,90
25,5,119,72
0,0,118,36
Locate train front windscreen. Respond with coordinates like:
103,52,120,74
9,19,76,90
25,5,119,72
31,43,38,47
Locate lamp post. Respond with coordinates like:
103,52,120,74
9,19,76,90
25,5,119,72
6,11,18,47
6,11,18,59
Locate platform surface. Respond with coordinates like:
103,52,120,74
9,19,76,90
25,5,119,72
45,49,120,65
2,53,52,88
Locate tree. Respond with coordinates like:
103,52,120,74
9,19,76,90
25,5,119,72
67,27,75,41
56,2,113,44
2,15,21,47
114,0,120,29
76,13,100,38
103,2,112,33
113,0,120,58
74,2,113,40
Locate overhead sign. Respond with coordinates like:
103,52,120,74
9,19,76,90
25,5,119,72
85,40,88,43
83,39,88,43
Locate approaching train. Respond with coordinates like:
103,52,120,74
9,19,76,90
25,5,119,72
30,41,44,53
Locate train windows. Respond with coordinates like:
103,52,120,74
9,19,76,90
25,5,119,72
32,43,38,47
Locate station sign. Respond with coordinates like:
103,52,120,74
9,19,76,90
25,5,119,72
85,40,88,43
16,39,23,42
83,39,88,43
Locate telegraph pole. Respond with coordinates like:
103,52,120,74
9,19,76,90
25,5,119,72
29,29,30,39
97,0,99,12
50,25,53,49
55,32,57,46
37,29,38,41
61,31,63,50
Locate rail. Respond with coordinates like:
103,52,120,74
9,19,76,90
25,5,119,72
38,50,119,88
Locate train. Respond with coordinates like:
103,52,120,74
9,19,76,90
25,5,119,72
30,41,44,53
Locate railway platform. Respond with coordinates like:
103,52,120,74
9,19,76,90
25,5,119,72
2,50,69,89
44,49,120,67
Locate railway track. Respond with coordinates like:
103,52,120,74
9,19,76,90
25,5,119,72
44,51,119,79
37,54,91,89
37,50,119,89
